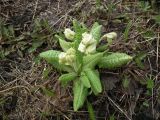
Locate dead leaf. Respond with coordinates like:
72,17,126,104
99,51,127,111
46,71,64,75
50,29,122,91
101,73,120,91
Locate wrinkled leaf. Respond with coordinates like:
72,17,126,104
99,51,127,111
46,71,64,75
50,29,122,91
73,20,85,49
98,53,132,69
55,35,72,51
59,72,77,85
90,22,102,42
91,22,100,31
40,50,60,69
85,69,102,95
39,50,72,72
80,73,91,88
73,80,88,111
73,20,86,70
83,52,103,69
59,39,72,51
39,50,60,64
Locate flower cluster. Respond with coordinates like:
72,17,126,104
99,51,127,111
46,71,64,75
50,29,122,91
60,28,118,66
78,32,97,54
59,48,75,65
64,28,98,55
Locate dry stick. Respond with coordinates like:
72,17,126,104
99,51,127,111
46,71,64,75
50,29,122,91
156,31,159,76
48,100,71,120
153,29,160,118
107,95,132,120
51,0,86,28
32,0,39,20
35,90,71,120
0,85,31,94
1,79,19,88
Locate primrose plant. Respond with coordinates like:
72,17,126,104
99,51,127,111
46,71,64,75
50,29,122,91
40,20,132,111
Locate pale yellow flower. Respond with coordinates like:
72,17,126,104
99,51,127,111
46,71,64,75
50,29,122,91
101,32,117,40
81,32,96,45
64,28,75,40
78,32,97,54
59,52,67,64
59,48,76,65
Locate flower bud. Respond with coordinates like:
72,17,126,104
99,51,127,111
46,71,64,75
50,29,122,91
78,43,86,53
81,32,96,45
66,55,75,65
66,48,76,65
59,52,67,64
59,48,76,65
102,32,117,40
66,48,75,55
85,43,96,54
64,28,75,40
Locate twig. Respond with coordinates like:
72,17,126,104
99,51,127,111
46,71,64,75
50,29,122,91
0,85,31,94
32,0,39,20
107,95,132,120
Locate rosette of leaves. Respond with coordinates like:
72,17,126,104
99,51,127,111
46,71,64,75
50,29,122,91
39,20,133,111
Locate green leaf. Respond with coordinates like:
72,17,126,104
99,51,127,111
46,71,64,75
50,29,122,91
85,69,102,95
41,87,55,97
73,20,85,49
123,20,132,42
39,50,60,67
98,53,132,69
146,79,154,89
80,73,91,88
87,101,96,120
143,100,149,107
59,72,77,85
109,115,115,120
141,29,155,39
42,67,52,79
39,50,72,72
73,20,86,70
59,39,72,52
122,77,130,88
55,35,72,52
90,22,102,42
39,50,60,69
8,25,15,38
28,41,43,53
73,80,88,111
40,50,60,62
153,15,160,25
83,52,103,69
135,52,147,69
91,22,100,31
